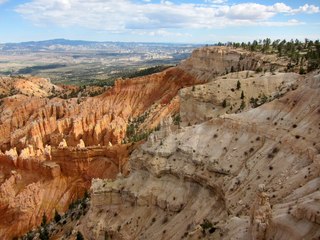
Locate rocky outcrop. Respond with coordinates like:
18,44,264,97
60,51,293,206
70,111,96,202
77,71,320,239
250,184,272,240
179,46,288,81
179,71,301,125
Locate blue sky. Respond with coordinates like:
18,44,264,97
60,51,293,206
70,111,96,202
0,0,319,43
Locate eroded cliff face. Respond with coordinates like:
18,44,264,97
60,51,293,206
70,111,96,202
2,46,319,240
179,71,301,125
0,67,201,152
0,143,133,239
75,50,320,240
0,61,203,239
179,46,288,81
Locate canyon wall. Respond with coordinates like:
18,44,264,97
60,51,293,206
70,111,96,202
0,58,205,239
2,46,318,239
75,49,320,240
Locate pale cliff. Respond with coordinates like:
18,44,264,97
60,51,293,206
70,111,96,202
179,46,288,81
75,50,320,240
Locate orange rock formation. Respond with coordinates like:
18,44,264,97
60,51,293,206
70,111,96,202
0,65,202,239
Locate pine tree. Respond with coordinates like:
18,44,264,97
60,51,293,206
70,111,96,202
39,227,49,240
54,210,61,223
240,91,245,99
40,213,49,240
236,80,241,90
41,213,47,227
240,100,246,110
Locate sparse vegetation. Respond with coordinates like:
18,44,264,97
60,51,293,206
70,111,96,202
227,38,320,73
173,114,181,125
21,191,91,240
200,219,216,236
126,65,172,79
124,111,160,143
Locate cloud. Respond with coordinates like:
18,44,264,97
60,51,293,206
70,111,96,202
132,29,192,37
15,1,318,33
0,0,7,4
293,4,319,14
204,0,227,4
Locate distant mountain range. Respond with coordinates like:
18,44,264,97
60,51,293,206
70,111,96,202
0,39,200,52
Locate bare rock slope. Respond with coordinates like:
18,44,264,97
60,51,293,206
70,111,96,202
77,48,320,240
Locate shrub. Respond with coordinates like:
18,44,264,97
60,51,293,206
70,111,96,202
200,219,213,230
222,99,227,108
299,67,306,75
76,231,84,240
173,114,181,125
162,216,169,224
200,219,216,235
255,67,263,73
240,100,246,110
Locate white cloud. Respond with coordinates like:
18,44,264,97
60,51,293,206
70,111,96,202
220,3,276,20
15,1,318,33
204,0,227,4
272,3,292,13
260,19,304,27
0,0,7,4
133,29,191,37
293,4,319,14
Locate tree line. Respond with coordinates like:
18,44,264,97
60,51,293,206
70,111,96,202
215,38,320,73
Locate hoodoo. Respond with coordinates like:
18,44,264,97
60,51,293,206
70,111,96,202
0,46,319,240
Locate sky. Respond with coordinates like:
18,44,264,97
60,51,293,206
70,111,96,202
0,0,319,43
